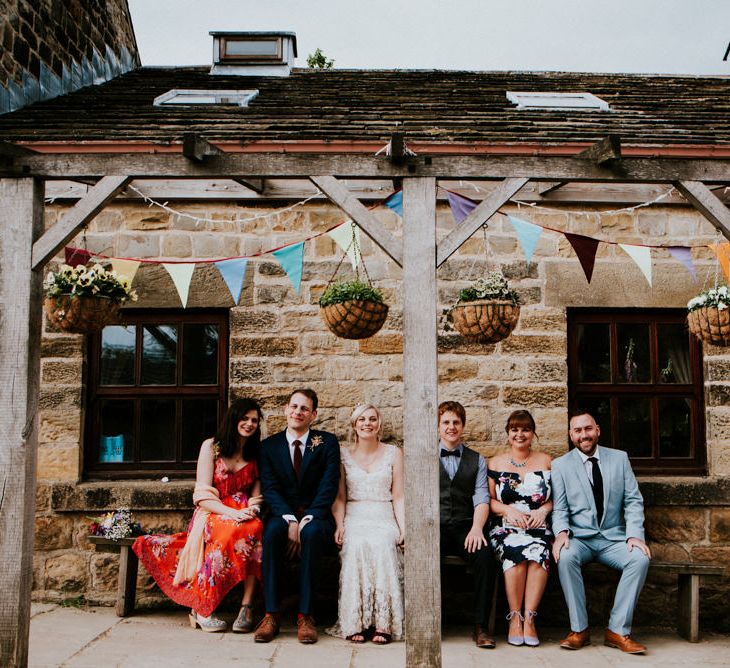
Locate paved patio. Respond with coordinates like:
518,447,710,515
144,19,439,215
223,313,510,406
29,603,730,667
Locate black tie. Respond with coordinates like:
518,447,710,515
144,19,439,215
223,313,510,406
588,456,604,521
440,449,461,458
293,440,302,478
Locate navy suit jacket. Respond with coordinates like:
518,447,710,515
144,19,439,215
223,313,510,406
259,429,341,521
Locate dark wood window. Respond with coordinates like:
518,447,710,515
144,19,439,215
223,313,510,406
568,309,705,475
85,310,229,479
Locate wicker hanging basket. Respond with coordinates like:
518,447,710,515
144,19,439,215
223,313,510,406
320,299,389,340
44,294,122,334
687,306,730,347
450,299,520,344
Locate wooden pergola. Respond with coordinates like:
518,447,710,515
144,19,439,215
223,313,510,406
2,144,730,667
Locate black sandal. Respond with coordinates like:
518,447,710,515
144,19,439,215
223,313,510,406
346,631,367,643
372,631,392,645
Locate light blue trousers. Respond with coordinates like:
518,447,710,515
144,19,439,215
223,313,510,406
557,535,650,636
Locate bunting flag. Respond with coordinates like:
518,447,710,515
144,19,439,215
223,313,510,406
446,191,478,225
564,233,600,283
215,258,248,304
508,215,543,265
273,241,304,293
668,246,697,281
383,190,403,216
710,242,730,282
619,244,652,287
110,258,141,285
327,221,362,269
65,246,92,267
162,263,196,307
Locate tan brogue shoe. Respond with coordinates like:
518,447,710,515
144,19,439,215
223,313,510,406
297,614,318,644
604,629,646,654
559,629,591,650
253,613,280,643
473,624,496,649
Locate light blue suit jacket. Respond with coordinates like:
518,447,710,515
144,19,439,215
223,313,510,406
551,445,645,542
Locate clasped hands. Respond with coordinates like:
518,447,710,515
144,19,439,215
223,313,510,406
226,494,263,523
504,506,548,530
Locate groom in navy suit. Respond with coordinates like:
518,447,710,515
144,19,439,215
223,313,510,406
254,388,340,644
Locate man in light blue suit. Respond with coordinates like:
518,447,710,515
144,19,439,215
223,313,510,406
552,411,651,654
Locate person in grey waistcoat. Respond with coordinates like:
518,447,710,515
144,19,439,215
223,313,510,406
552,410,652,654
438,401,497,649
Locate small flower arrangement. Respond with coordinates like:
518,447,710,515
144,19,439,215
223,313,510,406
309,435,323,452
687,285,729,312
456,271,519,305
88,507,143,540
45,263,138,303
687,284,730,346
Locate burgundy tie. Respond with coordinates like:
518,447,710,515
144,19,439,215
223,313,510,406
293,440,302,478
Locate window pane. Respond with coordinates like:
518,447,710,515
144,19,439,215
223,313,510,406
576,323,610,382
617,397,651,457
181,399,219,461
140,399,176,461
182,324,219,385
659,398,692,458
100,325,135,385
99,400,134,463
617,323,650,383
575,396,612,448
141,325,177,385
657,324,692,384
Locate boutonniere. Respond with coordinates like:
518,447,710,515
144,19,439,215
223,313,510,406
309,435,323,452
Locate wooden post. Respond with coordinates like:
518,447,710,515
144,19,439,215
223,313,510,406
0,178,44,667
402,177,441,667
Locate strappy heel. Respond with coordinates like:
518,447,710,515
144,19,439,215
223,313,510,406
189,610,227,632
523,610,540,647
506,610,524,646
232,603,254,633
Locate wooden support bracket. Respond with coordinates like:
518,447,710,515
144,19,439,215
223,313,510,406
578,135,624,172
675,181,730,241
182,133,222,163
232,177,265,194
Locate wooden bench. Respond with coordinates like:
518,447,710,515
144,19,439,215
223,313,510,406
88,536,138,617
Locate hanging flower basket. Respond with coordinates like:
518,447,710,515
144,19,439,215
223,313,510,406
687,286,730,346
44,294,122,333
319,280,389,339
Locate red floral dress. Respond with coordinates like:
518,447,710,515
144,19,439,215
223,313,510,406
133,458,263,616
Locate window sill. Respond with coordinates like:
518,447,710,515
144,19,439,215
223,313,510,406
638,477,730,506
51,480,194,512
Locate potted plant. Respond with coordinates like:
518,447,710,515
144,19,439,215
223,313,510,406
319,279,389,339
687,285,730,346
44,263,138,333
449,271,520,343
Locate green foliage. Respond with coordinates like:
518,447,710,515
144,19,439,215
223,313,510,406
306,48,334,69
61,595,87,609
45,263,137,303
457,271,519,305
687,285,729,312
319,280,385,307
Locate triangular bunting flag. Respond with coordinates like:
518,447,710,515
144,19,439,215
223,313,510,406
508,215,543,265
619,244,652,287
273,241,304,293
710,242,730,282
383,190,403,216
668,246,697,282
110,258,141,285
446,191,478,225
215,258,248,304
65,246,92,267
162,263,196,307
327,222,362,269
565,233,600,283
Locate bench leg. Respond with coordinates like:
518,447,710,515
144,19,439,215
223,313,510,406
115,545,138,617
677,573,700,642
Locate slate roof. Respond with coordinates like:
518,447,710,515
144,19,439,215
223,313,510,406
1,67,730,146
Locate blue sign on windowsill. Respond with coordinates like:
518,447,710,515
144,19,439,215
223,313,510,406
100,434,125,463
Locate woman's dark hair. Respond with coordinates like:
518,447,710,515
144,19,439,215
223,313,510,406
215,397,263,461
505,409,537,437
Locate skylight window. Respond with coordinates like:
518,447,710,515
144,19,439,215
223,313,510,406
506,91,609,111
153,89,259,107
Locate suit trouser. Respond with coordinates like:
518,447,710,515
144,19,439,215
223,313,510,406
263,516,334,615
441,522,496,627
557,535,650,636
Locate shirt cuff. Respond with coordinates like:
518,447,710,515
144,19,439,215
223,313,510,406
299,515,313,527
283,514,297,524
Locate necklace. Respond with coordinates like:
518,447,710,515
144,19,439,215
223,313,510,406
509,455,530,468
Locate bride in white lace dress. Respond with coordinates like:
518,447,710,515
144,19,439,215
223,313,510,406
329,404,405,644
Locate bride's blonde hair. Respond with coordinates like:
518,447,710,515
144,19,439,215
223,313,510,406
349,403,382,446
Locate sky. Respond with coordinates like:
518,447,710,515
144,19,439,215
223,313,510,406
129,0,730,75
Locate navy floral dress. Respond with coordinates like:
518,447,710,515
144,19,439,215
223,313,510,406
488,470,552,572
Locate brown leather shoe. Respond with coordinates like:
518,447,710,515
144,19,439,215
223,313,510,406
473,624,496,648
253,613,280,643
559,629,591,650
604,629,646,654
297,614,318,644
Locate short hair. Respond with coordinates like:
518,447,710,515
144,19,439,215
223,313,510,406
438,401,466,425
288,388,318,412
569,407,595,423
505,409,537,436
215,397,263,461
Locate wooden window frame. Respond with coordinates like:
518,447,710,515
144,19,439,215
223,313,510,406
567,308,706,476
84,309,229,480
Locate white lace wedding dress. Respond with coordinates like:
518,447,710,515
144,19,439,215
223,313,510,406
328,443,404,640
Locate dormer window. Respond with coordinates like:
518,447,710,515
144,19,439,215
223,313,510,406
219,36,284,64
153,89,259,107
507,91,610,111
209,31,297,77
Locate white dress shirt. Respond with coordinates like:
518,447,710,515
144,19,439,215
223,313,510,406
577,447,600,485
283,429,312,527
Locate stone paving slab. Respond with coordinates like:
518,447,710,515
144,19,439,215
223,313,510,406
28,604,730,668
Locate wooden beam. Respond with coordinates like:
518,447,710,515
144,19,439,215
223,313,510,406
0,178,44,668
538,181,567,195
578,135,622,166
31,175,131,270
231,177,265,193
182,133,222,163
675,181,730,241
402,176,441,667
436,177,529,266
309,175,403,267
0,141,37,158
390,133,406,165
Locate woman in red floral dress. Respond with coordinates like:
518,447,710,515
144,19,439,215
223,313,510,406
133,398,264,632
